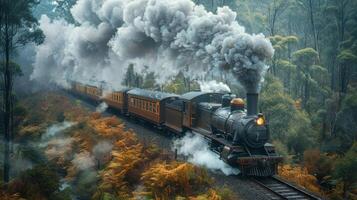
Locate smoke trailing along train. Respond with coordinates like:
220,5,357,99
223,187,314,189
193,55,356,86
70,81,282,176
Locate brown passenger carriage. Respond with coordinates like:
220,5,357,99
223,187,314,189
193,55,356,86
72,81,87,96
85,85,102,102
103,88,131,113
127,88,178,126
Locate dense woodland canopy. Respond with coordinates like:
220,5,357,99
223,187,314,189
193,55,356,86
110,0,357,198
0,0,357,199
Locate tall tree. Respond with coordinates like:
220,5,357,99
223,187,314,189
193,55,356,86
292,48,319,110
330,0,354,101
267,0,288,36
53,0,76,24
0,0,43,183
334,142,357,199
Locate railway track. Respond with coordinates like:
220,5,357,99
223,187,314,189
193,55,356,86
252,176,322,200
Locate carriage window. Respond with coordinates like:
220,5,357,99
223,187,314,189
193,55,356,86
149,103,152,112
153,105,156,113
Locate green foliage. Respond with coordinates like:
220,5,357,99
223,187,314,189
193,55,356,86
53,0,77,24
337,50,357,65
277,59,296,70
142,72,157,89
260,75,315,155
75,171,99,199
13,164,61,199
334,143,357,197
56,112,65,122
293,48,319,67
123,64,143,88
270,35,298,51
163,74,186,94
272,140,290,163
0,0,44,46
334,88,357,151
0,61,23,77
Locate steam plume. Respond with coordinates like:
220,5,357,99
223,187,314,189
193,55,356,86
199,80,231,93
95,102,108,113
173,132,239,175
32,0,273,92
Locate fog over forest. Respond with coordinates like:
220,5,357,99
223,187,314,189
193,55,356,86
1,0,357,199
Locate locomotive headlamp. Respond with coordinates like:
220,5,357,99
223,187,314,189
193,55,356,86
256,115,265,126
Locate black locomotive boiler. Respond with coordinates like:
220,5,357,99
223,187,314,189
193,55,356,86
70,81,282,176
165,91,282,176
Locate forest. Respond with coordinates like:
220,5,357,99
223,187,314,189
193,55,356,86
122,0,357,197
1,0,357,200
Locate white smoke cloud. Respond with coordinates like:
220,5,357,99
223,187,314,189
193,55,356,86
95,102,108,113
41,121,75,141
199,80,231,93
45,137,74,160
72,151,96,170
92,140,113,157
32,0,274,92
173,132,239,175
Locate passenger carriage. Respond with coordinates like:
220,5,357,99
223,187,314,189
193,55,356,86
127,88,178,126
103,88,131,114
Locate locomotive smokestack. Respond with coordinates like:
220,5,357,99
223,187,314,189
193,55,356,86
246,93,258,116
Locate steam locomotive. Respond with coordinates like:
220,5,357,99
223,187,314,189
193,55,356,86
70,81,282,176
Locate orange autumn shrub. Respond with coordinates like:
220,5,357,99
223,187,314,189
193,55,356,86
279,164,322,194
0,191,23,200
18,125,44,137
188,189,222,200
141,162,211,199
88,116,126,138
303,150,337,182
71,130,96,152
303,149,321,174
94,131,145,199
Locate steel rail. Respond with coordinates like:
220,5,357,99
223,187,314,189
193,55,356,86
251,176,323,200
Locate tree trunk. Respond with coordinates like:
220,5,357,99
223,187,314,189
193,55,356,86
3,9,12,183
303,75,309,110
308,0,319,54
337,0,350,104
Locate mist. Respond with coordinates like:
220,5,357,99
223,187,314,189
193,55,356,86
95,102,108,113
173,132,239,175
